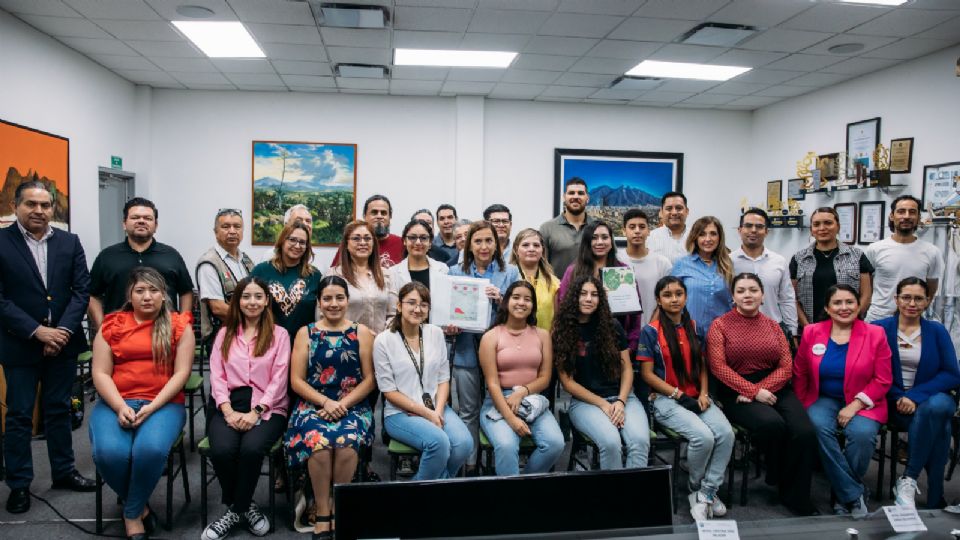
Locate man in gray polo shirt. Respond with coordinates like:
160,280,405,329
540,177,596,277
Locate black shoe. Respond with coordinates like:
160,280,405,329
787,502,821,516
142,506,158,535
51,470,96,492
127,533,148,540
5,488,30,514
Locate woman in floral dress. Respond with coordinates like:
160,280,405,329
286,276,376,540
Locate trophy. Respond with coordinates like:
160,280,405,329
834,151,852,188
870,143,891,187
786,198,804,226
797,151,818,190
739,197,750,215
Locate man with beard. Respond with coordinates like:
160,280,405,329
431,204,459,263
540,177,596,276
731,208,798,345
332,194,403,268
865,195,944,321
195,208,255,343
647,191,690,264
87,197,194,331
483,203,513,256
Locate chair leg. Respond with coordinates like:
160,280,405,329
672,443,681,515
740,437,749,506
390,454,398,481
200,455,208,527
890,433,899,498
875,429,886,502
269,453,277,533
181,441,191,504
188,392,196,452
96,470,104,534
166,449,174,530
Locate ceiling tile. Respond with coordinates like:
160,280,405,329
57,36,138,56
512,53,579,70
568,57,638,74
394,7,473,32
725,95,781,107
705,81,768,94
524,36,598,55
914,17,960,40
169,71,231,85
90,54,157,70
628,100,670,107
95,20,185,41
0,0,81,17
271,60,333,76
326,46,391,65
709,0,812,27
248,23,323,45
862,38,954,60
819,56,898,75
589,87,646,100
802,34,899,57
460,33,531,51
126,40,202,58
446,67,505,82
905,0,960,8
752,84,812,97
212,58,277,73
477,0,559,10
235,84,288,91
707,49,787,67
320,28,390,48
226,0,315,25
390,66,449,80
489,83,547,98
150,57,218,72
279,75,336,87
783,71,852,87
389,79,443,95
501,69,561,84
467,9,550,34
585,39,659,60
553,71,616,86
115,69,181,85
633,0,728,20
226,72,284,85
540,85,596,97
633,90,694,103
762,53,843,72
441,81,496,94
584,98,630,105
537,13,625,38
187,84,238,90
740,28,833,53
731,68,803,84
681,93,740,105
144,0,237,21
657,79,721,92
559,0,645,16
647,44,725,63
608,17,696,42
62,0,160,20
780,3,889,33
262,43,328,62
850,8,959,37
393,31,462,49
342,88,388,95
17,14,111,38
397,0,475,7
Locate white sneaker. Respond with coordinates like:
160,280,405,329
849,495,869,519
711,496,727,517
244,501,270,537
688,491,712,522
893,476,919,508
201,508,241,540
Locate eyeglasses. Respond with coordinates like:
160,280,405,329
405,235,431,243
897,295,928,304
402,300,430,310
349,235,374,244
217,208,242,217
488,219,511,226
286,238,308,247
741,223,767,230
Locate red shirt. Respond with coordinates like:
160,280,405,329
636,320,701,398
102,311,191,403
331,233,404,269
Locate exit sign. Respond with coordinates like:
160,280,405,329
111,155,122,169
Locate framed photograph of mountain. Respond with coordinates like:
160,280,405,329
0,119,70,230
252,141,357,246
554,148,683,241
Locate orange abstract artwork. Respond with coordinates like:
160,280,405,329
0,119,70,230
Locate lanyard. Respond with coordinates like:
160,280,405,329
401,325,426,390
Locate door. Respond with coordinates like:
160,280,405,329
98,167,135,248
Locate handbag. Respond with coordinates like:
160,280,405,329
229,386,253,413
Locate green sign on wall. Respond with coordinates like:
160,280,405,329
111,155,122,169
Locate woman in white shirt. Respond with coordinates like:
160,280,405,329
389,219,449,293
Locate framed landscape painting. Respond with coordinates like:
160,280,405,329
554,149,683,240
252,141,357,246
0,119,70,230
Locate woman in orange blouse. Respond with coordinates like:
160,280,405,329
89,267,194,540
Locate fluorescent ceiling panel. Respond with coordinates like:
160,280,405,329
626,60,751,81
394,48,517,68
835,0,908,5
172,21,264,58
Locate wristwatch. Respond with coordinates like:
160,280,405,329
253,405,265,416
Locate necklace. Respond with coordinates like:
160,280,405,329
816,246,839,258
504,326,525,349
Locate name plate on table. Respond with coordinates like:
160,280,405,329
430,275,491,333
697,520,740,540
602,267,641,315
883,505,927,533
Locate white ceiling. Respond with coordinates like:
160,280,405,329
3,0,959,110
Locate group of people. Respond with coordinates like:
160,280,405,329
0,176,955,540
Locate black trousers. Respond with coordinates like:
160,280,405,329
207,411,286,511
3,358,77,489
719,384,817,510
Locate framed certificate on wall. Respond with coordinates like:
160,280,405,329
858,201,885,245
835,202,857,245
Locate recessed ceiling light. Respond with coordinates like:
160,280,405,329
394,49,517,68
172,21,265,58
626,60,751,81
336,63,388,78
175,5,216,19
678,23,757,47
316,2,389,28
835,0,908,5
828,43,866,54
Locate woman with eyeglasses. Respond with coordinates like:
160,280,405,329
251,221,322,344
327,221,396,335
389,219,450,293
875,278,960,509
374,282,472,480
510,228,559,332
790,207,873,327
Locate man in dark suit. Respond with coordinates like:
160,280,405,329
0,181,95,514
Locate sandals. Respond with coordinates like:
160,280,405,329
312,514,332,540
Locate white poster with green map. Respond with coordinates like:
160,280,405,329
429,275,491,332
602,267,641,315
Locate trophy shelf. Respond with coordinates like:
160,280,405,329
801,183,908,199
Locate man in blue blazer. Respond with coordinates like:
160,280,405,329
0,181,95,514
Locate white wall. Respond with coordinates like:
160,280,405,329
752,44,960,256
0,10,137,255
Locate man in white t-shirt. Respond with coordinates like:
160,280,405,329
865,195,944,321
617,208,672,326
647,191,690,264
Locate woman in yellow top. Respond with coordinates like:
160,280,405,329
510,228,559,331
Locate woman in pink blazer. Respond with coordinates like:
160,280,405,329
793,284,892,517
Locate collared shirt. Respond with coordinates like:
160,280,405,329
670,254,732,332
539,213,597,278
647,225,689,264
90,238,195,313
326,265,396,334
731,247,798,334
209,325,291,420
16,220,53,288
431,235,459,264
197,244,251,301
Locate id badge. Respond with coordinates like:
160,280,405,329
422,393,435,410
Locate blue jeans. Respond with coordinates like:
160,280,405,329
652,395,733,499
807,396,880,505
89,399,186,518
891,392,955,508
384,406,473,480
568,394,650,470
479,391,564,476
